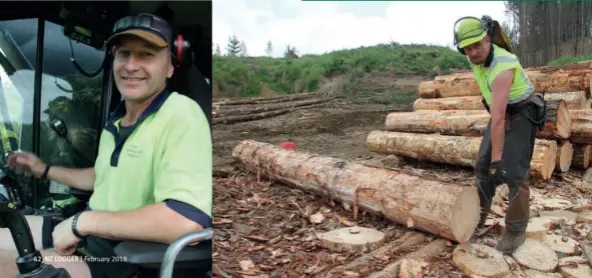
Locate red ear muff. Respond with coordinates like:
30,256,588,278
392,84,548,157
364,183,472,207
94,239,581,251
176,34,183,68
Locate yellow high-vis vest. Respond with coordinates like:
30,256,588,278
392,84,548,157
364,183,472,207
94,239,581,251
470,44,534,105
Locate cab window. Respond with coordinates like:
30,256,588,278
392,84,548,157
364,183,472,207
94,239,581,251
0,18,105,195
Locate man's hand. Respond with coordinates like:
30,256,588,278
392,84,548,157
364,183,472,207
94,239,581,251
52,216,82,256
7,152,46,178
489,160,505,185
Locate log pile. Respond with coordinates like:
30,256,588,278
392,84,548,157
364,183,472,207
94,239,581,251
367,60,592,180
212,93,335,125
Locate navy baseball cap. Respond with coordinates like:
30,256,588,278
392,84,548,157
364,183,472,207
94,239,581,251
106,13,172,48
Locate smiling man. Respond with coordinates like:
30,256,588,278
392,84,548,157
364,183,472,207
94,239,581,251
454,16,546,254
0,13,212,278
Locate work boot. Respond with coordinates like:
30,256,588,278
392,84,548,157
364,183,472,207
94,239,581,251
495,230,526,255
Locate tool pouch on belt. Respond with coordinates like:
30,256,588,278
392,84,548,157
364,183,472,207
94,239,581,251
528,94,548,131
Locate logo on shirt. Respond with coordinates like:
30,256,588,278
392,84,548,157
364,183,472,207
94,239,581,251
126,145,143,158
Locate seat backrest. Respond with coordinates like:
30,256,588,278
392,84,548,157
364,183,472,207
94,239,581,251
167,64,212,130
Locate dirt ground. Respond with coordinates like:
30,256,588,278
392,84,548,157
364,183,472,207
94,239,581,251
211,74,592,278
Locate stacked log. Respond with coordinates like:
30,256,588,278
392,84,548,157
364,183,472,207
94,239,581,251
212,93,335,125
368,60,592,180
413,91,589,111
419,67,592,98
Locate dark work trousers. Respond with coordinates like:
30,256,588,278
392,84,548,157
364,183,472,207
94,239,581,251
475,104,538,232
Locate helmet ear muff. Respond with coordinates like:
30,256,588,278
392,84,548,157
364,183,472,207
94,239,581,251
171,33,194,70
457,47,465,55
481,15,494,37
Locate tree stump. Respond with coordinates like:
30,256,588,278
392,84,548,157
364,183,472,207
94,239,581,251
320,227,385,253
512,239,559,272
452,243,510,278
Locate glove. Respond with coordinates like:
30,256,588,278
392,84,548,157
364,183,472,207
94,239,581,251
489,160,506,185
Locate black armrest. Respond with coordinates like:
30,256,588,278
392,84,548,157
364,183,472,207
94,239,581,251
67,188,92,202
113,229,212,265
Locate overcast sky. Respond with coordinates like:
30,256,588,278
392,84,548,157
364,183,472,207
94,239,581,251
213,0,510,57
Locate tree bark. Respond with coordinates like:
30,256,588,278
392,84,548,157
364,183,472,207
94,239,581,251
366,131,556,180
434,61,592,82
555,140,574,172
538,99,571,139
384,110,489,137
571,144,591,169
569,110,592,144
419,68,592,98
213,92,318,106
213,98,332,117
385,101,571,140
543,91,589,110
231,140,481,243
212,109,291,125
413,96,485,111
413,92,587,111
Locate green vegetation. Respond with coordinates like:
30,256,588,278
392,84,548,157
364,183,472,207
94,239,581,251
547,55,592,66
212,42,470,98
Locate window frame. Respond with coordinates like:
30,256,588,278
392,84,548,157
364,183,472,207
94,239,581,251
0,15,111,208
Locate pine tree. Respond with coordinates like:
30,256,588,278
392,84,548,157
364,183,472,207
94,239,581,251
214,44,221,56
265,40,273,57
239,40,248,57
226,34,241,56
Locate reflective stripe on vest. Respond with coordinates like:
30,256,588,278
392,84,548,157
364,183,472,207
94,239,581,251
471,45,534,105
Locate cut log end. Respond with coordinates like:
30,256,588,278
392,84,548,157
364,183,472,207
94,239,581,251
542,234,578,255
452,243,510,278
512,238,559,272
577,211,592,223
531,139,558,180
558,257,592,278
452,187,482,243
320,227,385,253
555,141,574,172
569,110,592,145
523,269,563,278
541,99,572,139
498,216,562,240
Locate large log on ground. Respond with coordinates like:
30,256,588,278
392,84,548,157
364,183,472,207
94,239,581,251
419,68,592,98
213,98,332,118
366,131,556,180
570,110,592,144
571,144,591,169
231,140,481,243
212,103,327,125
213,92,319,106
212,109,291,125
386,100,571,139
413,92,588,111
555,140,574,172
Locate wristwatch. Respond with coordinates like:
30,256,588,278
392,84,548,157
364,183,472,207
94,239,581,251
71,212,86,239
